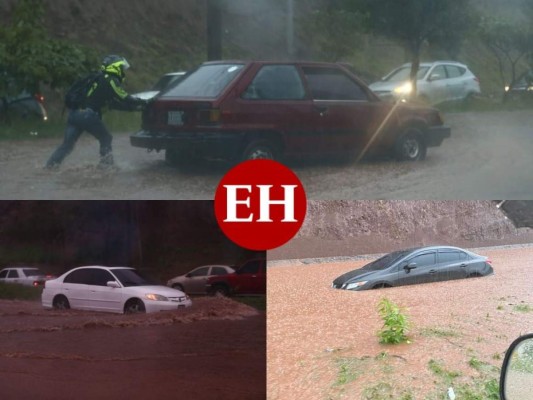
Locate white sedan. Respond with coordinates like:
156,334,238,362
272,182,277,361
42,266,192,314
0,267,53,287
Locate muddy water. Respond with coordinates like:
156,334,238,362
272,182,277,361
1,110,532,199
0,297,265,399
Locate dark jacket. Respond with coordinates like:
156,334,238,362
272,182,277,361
85,72,141,115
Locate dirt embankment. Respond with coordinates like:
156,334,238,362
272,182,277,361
270,200,533,260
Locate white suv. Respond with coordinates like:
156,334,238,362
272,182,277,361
369,61,481,105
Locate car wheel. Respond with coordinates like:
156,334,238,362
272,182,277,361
372,283,392,289
242,139,278,161
172,283,184,292
212,284,230,297
124,299,146,314
395,128,427,161
53,295,70,310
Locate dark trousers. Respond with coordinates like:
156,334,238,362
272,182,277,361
46,109,113,167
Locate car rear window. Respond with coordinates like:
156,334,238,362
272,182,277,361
242,65,305,100
162,64,244,98
23,269,43,277
302,67,368,101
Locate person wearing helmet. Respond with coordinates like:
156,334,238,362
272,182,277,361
45,54,147,169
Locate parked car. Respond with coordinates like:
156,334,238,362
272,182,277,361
167,264,235,294
206,259,266,296
1,90,48,121
132,71,187,100
0,267,54,287
332,246,493,291
504,69,533,103
369,61,481,105
42,266,192,313
130,60,450,164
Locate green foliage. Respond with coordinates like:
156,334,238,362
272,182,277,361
377,298,410,345
428,359,461,381
334,357,363,386
514,304,533,312
0,282,43,301
0,0,98,98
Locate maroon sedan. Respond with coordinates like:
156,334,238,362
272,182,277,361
130,60,450,164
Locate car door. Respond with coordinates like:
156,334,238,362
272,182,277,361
62,269,92,309
85,268,124,312
300,65,385,157
185,266,211,294
238,64,319,156
425,65,449,104
235,259,266,294
395,251,438,286
444,65,467,100
435,250,469,282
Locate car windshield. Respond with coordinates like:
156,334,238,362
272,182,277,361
362,249,415,271
384,66,430,82
162,64,244,98
23,268,43,276
111,269,155,287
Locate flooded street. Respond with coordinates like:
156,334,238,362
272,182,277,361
1,110,532,199
0,297,265,400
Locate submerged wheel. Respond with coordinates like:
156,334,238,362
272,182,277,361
242,139,278,161
211,284,230,297
395,128,427,161
172,283,184,292
124,299,146,314
53,295,70,310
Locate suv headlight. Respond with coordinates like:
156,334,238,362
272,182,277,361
393,82,412,95
145,293,168,301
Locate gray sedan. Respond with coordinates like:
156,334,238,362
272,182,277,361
167,265,235,294
332,246,493,291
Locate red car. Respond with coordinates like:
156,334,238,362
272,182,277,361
206,258,266,296
130,60,450,164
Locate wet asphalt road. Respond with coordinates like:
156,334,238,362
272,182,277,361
1,110,532,200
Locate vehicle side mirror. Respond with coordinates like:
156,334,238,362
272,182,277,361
428,74,441,82
404,263,417,273
107,281,120,288
185,273,191,278
500,333,533,399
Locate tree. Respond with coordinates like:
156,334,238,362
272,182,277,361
0,0,97,99
348,0,475,99
478,16,533,90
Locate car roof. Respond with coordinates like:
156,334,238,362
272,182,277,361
200,59,357,68
71,266,134,270
399,61,468,68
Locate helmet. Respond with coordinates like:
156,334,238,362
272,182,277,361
101,54,130,81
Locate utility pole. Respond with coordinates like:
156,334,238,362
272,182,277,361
287,0,294,58
207,0,223,61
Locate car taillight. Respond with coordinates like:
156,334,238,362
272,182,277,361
34,93,44,103
33,281,40,287
486,258,492,265
197,108,221,124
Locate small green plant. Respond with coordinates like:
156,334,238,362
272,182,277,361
428,359,461,381
497,304,504,310
377,298,410,345
492,353,502,360
468,357,483,371
333,357,363,386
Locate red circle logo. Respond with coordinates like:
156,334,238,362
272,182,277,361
214,160,307,251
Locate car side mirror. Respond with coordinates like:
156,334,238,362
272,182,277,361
428,74,441,82
107,281,120,288
185,273,192,278
500,334,533,399
404,263,417,273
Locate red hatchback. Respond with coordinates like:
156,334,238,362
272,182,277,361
130,60,450,164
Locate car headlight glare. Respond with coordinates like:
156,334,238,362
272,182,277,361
393,82,413,95
344,281,368,290
145,293,168,301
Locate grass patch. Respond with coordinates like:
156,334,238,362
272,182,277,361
361,382,413,400
513,304,533,313
233,296,265,311
333,357,365,386
0,282,43,301
428,359,461,382
421,327,460,338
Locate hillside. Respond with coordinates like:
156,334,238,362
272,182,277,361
1,0,529,93
270,200,533,260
